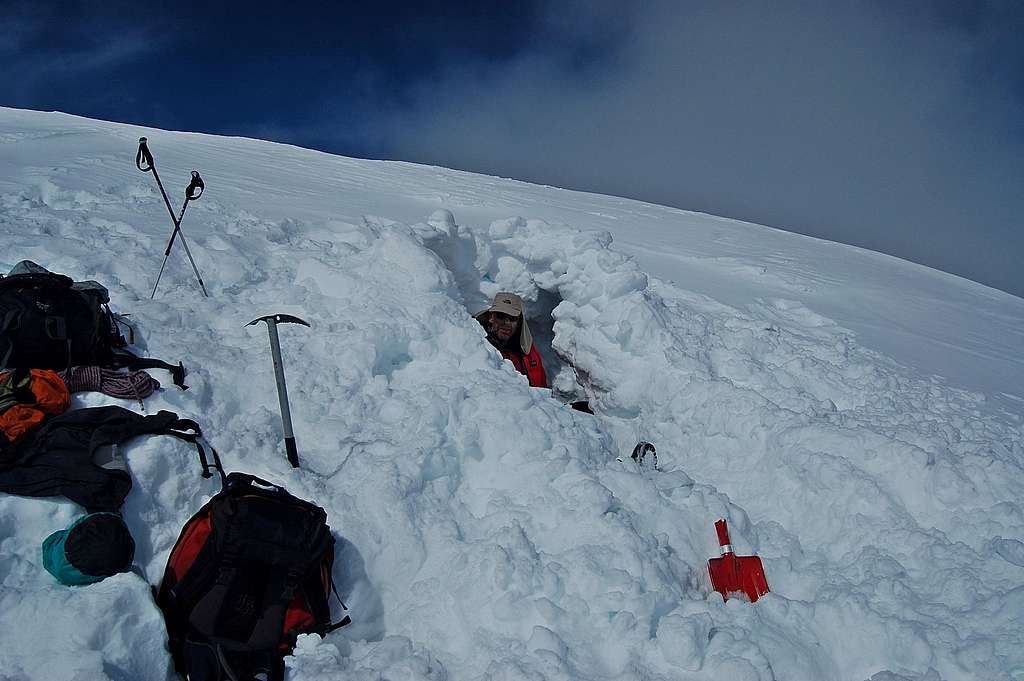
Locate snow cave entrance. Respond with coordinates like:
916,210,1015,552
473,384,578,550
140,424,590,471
470,285,587,404
419,211,590,404
519,288,587,404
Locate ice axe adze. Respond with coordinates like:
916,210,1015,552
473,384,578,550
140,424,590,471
136,137,209,299
246,314,310,469
707,518,770,602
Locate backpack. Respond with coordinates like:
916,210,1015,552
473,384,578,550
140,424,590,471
0,262,187,388
156,472,351,681
0,368,71,445
0,268,123,369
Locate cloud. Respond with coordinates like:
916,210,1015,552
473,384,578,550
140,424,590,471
2,0,1019,295
0,2,167,105
353,0,1024,296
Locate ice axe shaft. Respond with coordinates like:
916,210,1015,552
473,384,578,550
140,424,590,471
707,518,770,602
247,314,310,468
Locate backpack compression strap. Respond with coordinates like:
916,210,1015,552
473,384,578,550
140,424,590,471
0,308,23,369
325,582,353,633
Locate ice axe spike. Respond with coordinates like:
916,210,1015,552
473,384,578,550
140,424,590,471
707,518,770,603
246,314,311,468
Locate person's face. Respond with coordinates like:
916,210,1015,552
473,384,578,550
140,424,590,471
488,312,519,341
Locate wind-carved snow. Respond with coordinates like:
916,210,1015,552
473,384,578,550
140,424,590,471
0,108,1021,681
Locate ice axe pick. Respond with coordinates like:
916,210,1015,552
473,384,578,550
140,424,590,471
246,314,310,468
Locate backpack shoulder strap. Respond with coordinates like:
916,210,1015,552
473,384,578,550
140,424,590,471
323,582,353,633
110,349,188,390
160,416,227,486
0,300,29,369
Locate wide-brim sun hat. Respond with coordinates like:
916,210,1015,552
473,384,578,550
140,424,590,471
479,292,533,354
484,292,524,318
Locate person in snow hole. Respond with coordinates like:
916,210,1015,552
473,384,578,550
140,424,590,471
475,292,549,389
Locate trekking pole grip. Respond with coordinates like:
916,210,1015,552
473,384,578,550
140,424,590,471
186,171,205,201
136,137,154,172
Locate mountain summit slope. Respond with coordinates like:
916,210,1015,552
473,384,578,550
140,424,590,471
1,108,1021,680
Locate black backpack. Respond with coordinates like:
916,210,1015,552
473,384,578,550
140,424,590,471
0,264,187,388
0,270,123,369
156,472,351,681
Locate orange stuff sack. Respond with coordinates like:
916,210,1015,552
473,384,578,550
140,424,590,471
0,369,71,443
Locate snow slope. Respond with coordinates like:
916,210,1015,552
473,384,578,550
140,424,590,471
0,107,1022,681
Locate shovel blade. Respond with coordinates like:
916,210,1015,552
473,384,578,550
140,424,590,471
708,553,770,602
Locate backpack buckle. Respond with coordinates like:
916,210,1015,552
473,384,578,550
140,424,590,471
281,568,304,601
45,316,67,341
281,583,297,601
216,566,237,586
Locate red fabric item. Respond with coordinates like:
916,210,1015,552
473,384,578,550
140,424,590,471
164,512,213,583
281,543,336,645
500,345,549,388
281,594,317,643
0,369,71,443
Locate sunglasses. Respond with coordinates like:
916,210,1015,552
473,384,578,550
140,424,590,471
489,312,518,324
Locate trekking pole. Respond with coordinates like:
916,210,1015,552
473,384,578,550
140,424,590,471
246,314,311,469
136,137,210,298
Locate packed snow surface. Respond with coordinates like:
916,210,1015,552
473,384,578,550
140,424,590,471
1,108,1022,681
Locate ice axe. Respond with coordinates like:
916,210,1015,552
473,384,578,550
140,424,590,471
707,518,770,602
246,314,310,468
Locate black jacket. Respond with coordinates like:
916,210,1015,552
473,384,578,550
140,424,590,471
0,406,183,512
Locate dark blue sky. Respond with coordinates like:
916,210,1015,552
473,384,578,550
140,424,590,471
3,1,1023,297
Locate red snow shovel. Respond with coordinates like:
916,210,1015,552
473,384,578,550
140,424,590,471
707,518,770,602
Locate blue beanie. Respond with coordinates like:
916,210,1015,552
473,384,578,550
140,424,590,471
42,513,135,586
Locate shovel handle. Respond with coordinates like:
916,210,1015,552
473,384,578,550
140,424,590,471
715,518,734,554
